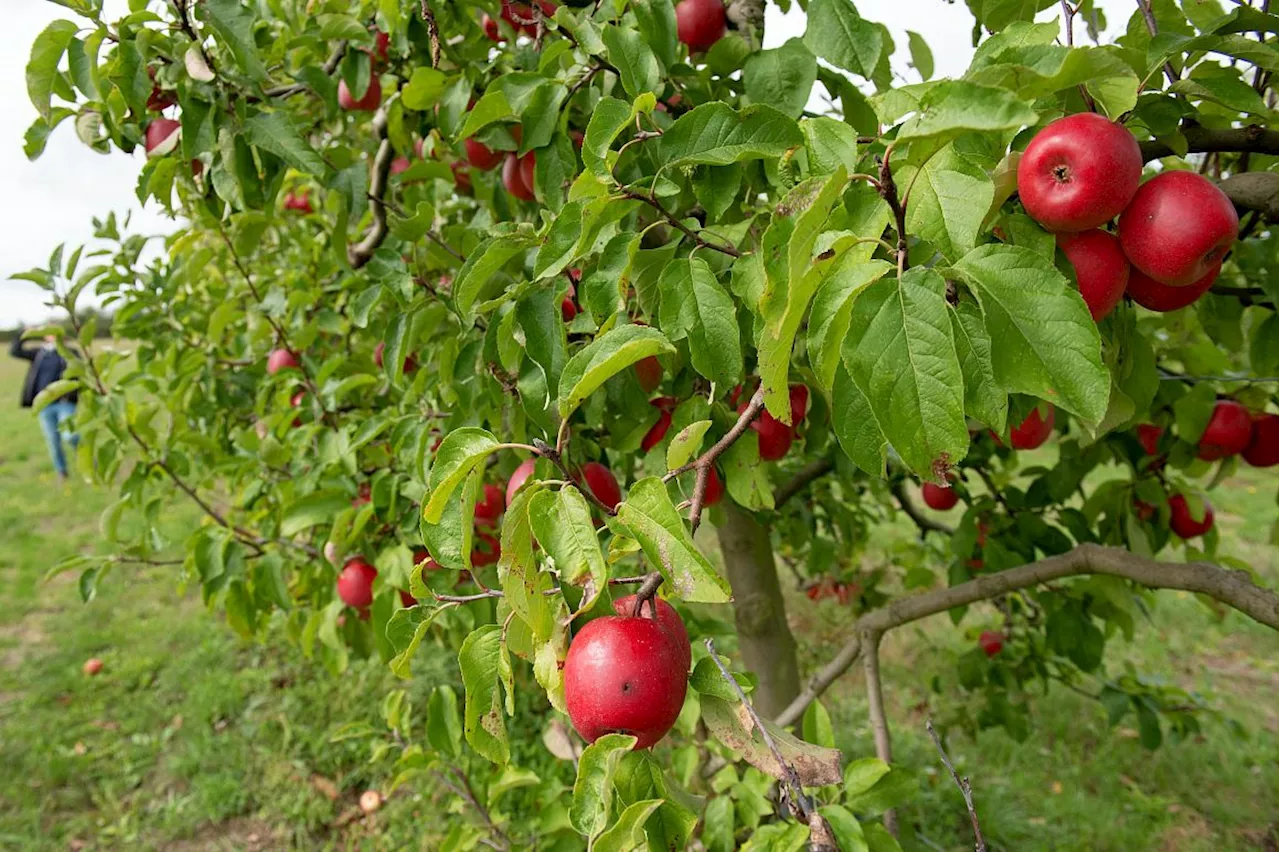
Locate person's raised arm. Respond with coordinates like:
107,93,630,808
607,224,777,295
9,330,37,362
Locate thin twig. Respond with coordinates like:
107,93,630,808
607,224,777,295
630,572,664,616
926,721,987,852
877,146,909,274
420,0,441,69
349,104,394,268
1059,1,1098,110
863,632,896,835
530,439,618,516
618,189,741,258
1135,0,1180,85
773,456,835,507
263,41,348,97
665,386,766,532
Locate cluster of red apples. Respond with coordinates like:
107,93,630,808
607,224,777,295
1018,113,1240,317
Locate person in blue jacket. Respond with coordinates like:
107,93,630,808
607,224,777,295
10,330,79,480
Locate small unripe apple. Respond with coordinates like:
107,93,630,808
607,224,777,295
464,137,504,170
507,458,538,506
338,77,382,111
1055,230,1129,321
675,0,727,52
1126,263,1219,312
1136,423,1163,456
563,602,689,749
337,557,378,609
702,466,724,507
502,153,535,201
1242,413,1278,468
1009,406,1055,450
921,481,959,511
472,532,501,566
978,630,1004,657
1016,113,1142,232
611,594,691,673
144,118,182,157
1168,494,1214,538
474,483,506,526
1196,399,1252,461
266,349,299,375
482,13,502,41
1118,170,1239,287
641,406,672,452
581,461,623,510
83,658,103,676
635,356,663,392
739,403,793,461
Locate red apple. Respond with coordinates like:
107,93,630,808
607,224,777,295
635,356,663,392
464,137,504,170
337,557,377,609
399,589,417,608
1196,399,1253,461
1055,230,1129,321
1242,413,1278,468
451,161,473,193
675,0,727,52
370,30,390,64
519,151,536,196
472,532,501,566
611,594,691,673
283,192,313,214
1136,423,1163,456
144,118,181,156
482,13,502,41
739,403,793,461
789,384,809,425
1016,113,1142,232
1168,494,1214,538
502,153,535,201
561,296,578,321
1127,263,1219,312
1118,170,1239,287
563,604,689,749
146,81,176,112
338,77,382,111
373,341,417,373
352,482,372,508
921,481,959,511
702,466,724,507
1009,406,1055,450
978,630,1004,657
83,658,103,676
474,483,506,526
266,348,298,375
581,461,623,510
507,458,537,506
390,156,412,176
641,407,673,452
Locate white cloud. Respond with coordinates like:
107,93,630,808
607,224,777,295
0,0,1133,327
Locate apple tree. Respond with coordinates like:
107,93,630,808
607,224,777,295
18,0,1279,846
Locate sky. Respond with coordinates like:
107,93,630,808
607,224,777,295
0,0,1131,327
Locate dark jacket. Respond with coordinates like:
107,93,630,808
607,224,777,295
10,336,76,408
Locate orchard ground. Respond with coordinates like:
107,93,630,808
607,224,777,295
0,351,1275,851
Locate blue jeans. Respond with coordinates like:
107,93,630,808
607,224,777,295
38,398,79,477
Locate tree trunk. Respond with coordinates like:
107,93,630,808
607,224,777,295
715,502,800,718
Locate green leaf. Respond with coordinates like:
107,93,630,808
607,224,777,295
401,67,449,110
26,20,77,119
895,81,1037,145
657,256,742,387
633,0,678,68
583,96,655,178
30,379,78,415
609,478,732,602
804,0,883,79
807,258,894,393
535,200,585,279
802,699,836,748
666,420,712,470
281,490,352,536
895,143,994,262
499,487,561,646
820,804,869,852
952,298,1009,431
1170,73,1271,116
845,767,919,816
691,165,742,223
842,267,968,480
200,0,268,81
907,30,934,79
952,243,1109,425
601,25,662,100
244,112,327,177
843,757,892,797
968,45,1140,118
721,434,776,510
386,603,445,678
571,733,637,837
700,694,842,786
422,428,499,523
967,0,1057,32
744,39,817,119
594,799,664,852
459,624,510,764
453,230,539,320
1174,381,1217,442
832,363,888,475
427,684,463,759
658,103,804,169
529,487,607,615
557,324,676,418
517,289,570,399
801,117,860,176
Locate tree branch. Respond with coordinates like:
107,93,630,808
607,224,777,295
927,720,986,852
1138,125,1279,162
877,148,909,274
863,632,896,835
773,543,1278,727
1218,171,1279,219
618,188,742,258
348,105,394,268
773,456,835,507
263,41,348,98
665,386,766,532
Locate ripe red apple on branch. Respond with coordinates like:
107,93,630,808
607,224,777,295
337,557,377,609
474,483,506,526
1055,230,1129,321
1197,400,1252,461
1017,113,1142,232
1118,171,1239,287
979,630,1004,657
338,78,382,112
921,480,959,511
1243,413,1278,468
675,0,726,52
1168,494,1214,538
266,349,299,375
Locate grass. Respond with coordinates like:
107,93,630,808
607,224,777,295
0,352,1275,850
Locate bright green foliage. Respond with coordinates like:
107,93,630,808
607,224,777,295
15,0,1278,847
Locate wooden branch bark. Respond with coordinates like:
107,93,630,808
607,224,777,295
348,106,394,268
773,456,835,507
773,543,1278,727
1138,125,1279,162
1218,171,1279,220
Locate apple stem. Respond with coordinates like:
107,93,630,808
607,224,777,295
926,720,987,852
